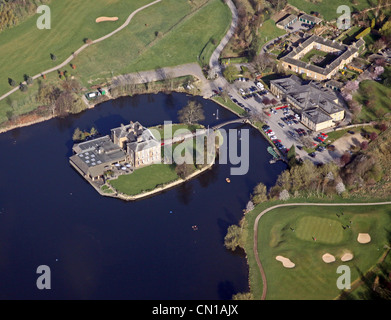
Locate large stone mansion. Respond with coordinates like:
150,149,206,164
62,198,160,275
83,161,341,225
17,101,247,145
70,121,161,181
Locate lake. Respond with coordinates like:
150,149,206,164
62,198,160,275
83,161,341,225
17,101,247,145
0,92,286,299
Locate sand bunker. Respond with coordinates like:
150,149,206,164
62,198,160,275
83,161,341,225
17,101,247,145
276,256,295,268
96,17,119,23
357,233,371,244
322,253,336,263
341,252,354,262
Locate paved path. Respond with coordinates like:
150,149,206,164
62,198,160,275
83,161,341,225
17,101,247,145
208,0,238,78
253,201,391,300
0,0,162,102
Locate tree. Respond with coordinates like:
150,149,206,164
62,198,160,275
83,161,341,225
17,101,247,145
335,181,346,195
223,64,239,83
19,83,28,92
251,182,268,205
8,78,16,87
287,144,297,167
177,100,205,124
369,132,378,141
279,189,290,201
72,128,83,141
340,152,351,166
175,163,195,179
245,200,255,213
224,224,243,251
90,127,98,136
50,53,57,61
361,140,369,150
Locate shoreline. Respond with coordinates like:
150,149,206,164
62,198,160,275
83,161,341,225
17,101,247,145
96,161,215,202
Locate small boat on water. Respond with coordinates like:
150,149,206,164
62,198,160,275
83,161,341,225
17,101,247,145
226,178,231,183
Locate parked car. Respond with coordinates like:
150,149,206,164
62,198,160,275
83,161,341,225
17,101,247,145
309,152,316,158
278,122,285,128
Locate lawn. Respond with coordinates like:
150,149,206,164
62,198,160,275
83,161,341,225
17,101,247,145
72,0,231,86
257,19,286,53
149,123,204,141
212,96,247,116
354,80,391,122
109,164,179,196
288,0,377,21
0,0,153,95
0,0,232,125
246,202,391,300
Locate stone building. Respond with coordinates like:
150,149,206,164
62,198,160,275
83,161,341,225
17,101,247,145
280,35,365,80
270,75,345,131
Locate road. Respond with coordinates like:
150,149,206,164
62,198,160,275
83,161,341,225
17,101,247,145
208,0,238,78
253,201,391,300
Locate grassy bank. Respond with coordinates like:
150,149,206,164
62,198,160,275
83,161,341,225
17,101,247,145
109,164,179,196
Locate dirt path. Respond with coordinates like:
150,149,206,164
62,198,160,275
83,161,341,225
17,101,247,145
0,0,162,102
253,201,391,300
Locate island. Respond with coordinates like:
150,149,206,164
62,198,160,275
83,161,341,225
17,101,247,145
69,121,222,201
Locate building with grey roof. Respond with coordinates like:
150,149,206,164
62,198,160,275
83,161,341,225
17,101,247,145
270,75,345,131
70,121,161,181
280,35,365,80
276,14,298,30
298,14,322,25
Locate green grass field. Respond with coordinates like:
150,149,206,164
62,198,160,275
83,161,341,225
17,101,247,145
257,19,286,53
288,0,377,21
109,164,179,196
354,80,391,122
0,0,152,95
295,216,345,244
71,0,231,86
246,202,391,300
0,0,232,124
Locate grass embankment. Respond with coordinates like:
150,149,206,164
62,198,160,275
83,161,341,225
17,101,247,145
109,164,180,196
244,200,391,300
212,96,247,116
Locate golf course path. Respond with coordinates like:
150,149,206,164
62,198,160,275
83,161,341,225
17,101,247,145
253,201,391,300
209,0,238,78
0,0,162,102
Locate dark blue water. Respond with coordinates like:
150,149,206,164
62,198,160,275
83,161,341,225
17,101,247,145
0,92,286,300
